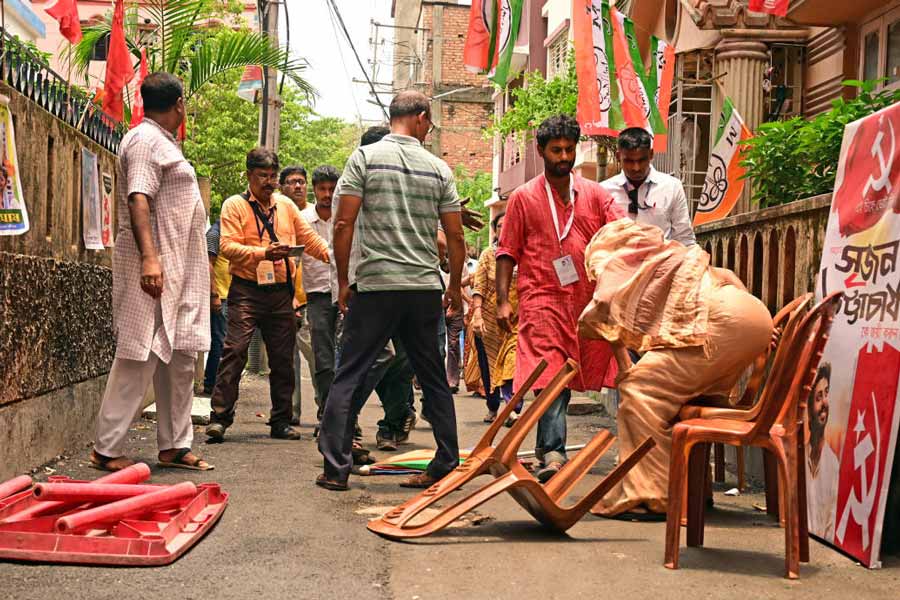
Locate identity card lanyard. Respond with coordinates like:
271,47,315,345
545,176,580,287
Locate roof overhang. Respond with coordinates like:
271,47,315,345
787,0,887,27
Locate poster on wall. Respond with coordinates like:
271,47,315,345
812,101,900,568
0,102,29,235
81,148,103,250
101,172,114,247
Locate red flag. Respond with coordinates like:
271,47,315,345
130,48,149,128
463,0,495,73
178,119,186,142
44,0,82,45
747,0,789,17
102,0,135,123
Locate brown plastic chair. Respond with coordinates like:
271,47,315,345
368,359,655,539
679,294,813,490
678,294,812,517
664,292,841,579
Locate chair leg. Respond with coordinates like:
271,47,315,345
772,438,800,579
737,447,746,492
665,430,691,570
796,432,810,563
763,449,780,520
686,443,709,548
713,443,725,483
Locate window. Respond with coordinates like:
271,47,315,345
654,50,716,216
90,33,110,61
859,5,900,91
768,45,805,120
546,32,568,79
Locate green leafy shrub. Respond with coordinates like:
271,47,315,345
741,80,900,209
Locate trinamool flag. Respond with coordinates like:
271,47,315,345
488,0,524,87
812,101,900,568
463,0,497,74
693,98,752,227
573,1,672,147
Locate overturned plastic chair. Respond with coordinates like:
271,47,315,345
367,359,655,539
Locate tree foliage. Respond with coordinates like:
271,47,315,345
740,80,900,208
69,0,312,101
454,167,493,251
183,70,358,220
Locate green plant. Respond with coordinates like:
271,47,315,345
486,51,578,141
184,70,358,221
741,79,900,208
454,166,493,251
69,0,312,102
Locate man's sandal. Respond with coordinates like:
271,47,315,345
90,450,136,472
315,474,349,491
157,448,214,471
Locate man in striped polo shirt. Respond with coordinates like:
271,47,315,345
316,91,466,491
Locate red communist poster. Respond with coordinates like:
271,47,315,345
814,101,900,568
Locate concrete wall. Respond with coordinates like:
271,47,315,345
0,82,119,478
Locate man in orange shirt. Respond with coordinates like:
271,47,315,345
206,148,330,442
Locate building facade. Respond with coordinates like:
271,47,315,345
391,0,494,176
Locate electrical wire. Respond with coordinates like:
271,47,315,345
326,0,363,124
325,0,389,120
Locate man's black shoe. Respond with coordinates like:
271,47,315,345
376,431,397,451
270,424,302,440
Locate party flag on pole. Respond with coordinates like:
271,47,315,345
649,36,676,151
102,0,135,122
694,98,752,226
130,48,149,128
464,0,498,73
44,0,82,45
489,0,524,87
574,0,624,137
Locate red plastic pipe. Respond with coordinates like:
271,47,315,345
55,482,197,533
33,482,163,503
0,475,33,500
8,463,152,522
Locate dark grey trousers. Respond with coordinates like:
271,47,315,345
306,292,339,420
318,289,459,483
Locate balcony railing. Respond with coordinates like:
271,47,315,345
0,33,126,153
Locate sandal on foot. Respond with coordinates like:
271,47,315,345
315,474,349,491
158,448,214,471
90,450,136,472
483,411,497,423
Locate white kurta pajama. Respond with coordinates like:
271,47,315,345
94,119,210,457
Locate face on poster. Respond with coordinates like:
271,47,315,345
812,101,900,568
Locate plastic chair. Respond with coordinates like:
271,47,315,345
679,294,813,491
368,359,655,539
664,292,841,579
678,294,812,519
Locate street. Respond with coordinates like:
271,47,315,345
1,372,898,600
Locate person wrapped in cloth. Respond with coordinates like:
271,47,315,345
579,219,773,518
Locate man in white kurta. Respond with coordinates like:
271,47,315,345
92,73,212,471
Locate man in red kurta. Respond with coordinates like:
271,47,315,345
496,115,625,481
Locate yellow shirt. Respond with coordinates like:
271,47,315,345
213,254,232,299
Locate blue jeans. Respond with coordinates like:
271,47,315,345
534,388,571,465
203,301,228,391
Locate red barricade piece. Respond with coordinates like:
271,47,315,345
0,476,32,500
33,482,164,503
0,467,228,566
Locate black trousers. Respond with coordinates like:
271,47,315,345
318,289,459,482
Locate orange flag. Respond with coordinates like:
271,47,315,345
102,0,135,122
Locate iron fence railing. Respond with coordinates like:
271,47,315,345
0,32,126,153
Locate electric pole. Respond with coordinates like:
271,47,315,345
259,0,281,151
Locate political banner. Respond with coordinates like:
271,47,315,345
812,101,900,568
694,98,752,226
101,172,114,247
0,102,29,235
488,0,524,87
463,0,497,74
81,148,103,250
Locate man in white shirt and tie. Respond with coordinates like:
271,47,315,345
600,127,696,246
